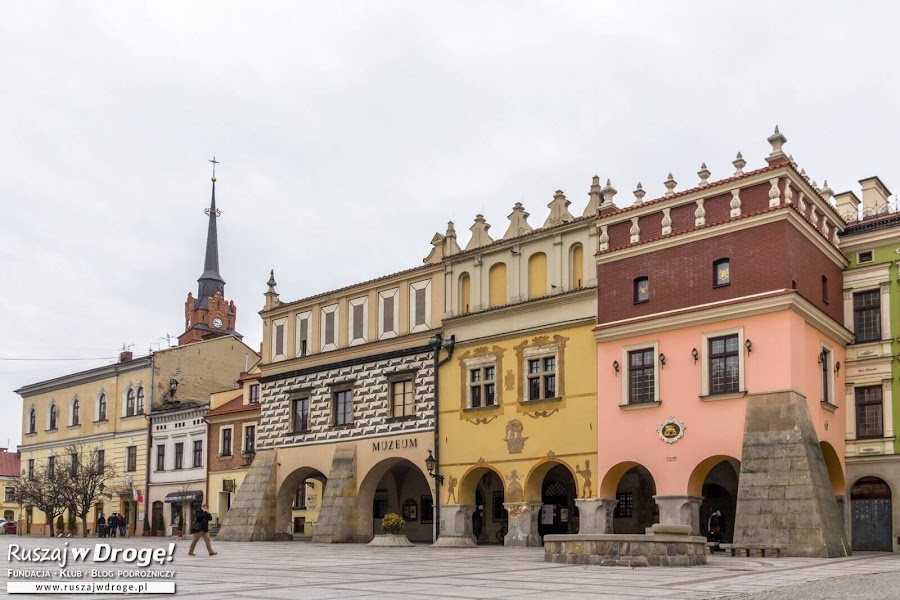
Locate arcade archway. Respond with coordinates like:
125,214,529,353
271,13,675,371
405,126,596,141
458,465,506,544
612,464,657,534
357,457,432,543
276,467,327,538
689,457,739,545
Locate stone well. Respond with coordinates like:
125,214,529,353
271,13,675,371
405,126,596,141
544,525,707,567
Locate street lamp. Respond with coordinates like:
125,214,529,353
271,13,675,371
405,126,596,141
425,450,443,485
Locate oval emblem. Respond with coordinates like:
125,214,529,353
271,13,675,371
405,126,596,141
658,417,686,444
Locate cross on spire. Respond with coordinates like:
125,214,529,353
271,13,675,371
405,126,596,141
209,156,220,178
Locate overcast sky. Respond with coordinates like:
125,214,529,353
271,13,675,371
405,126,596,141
1,1,897,451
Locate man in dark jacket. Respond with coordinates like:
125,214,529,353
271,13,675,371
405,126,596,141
188,504,216,556
108,514,118,538
97,513,106,538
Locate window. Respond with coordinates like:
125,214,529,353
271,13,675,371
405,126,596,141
570,244,584,289
420,495,434,524
527,356,557,401
96,449,105,474
820,347,832,404
28,408,35,434
321,304,339,351
334,390,353,425
193,440,203,467
174,443,184,470
156,445,165,471
489,264,507,308
628,349,655,404
854,290,881,342
275,324,285,357
47,456,55,479
296,311,311,357
27,459,34,481
409,280,432,332
221,427,233,456
615,493,633,518
249,384,260,404
243,425,256,454
293,397,310,432
822,275,829,304
126,446,137,472
294,484,307,509
469,366,497,408
458,274,471,314
856,386,884,439
71,398,80,426
136,387,145,414
857,250,874,264
378,288,400,340
48,404,57,430
4,487,15,503
126,388,136,416
709,335,740,394
349,296,368,345
98,394,107,421
69,453,77,476
527,252,548,298
714,259,730,287
634,277,649,303
391,380,414,418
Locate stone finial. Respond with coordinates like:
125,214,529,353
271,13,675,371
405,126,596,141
265,269,280,309
465,214,494,251
504,202,534,239
664,173,677,196
800,168,807,179
583,176,602,217
789,155,798,168
444,221,462,256
266,269,277,293
733,152,746,176
599,179,618,210
767,125,788,161
811,180,819,193
633,182,646,204
697,163,711,186
546,189,576,227
820,180,834,202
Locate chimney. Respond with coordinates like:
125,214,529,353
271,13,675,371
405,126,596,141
859,177,892,217
833,191,860,223
118,350,133,363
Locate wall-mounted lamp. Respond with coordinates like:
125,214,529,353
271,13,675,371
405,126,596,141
425,450,444,485
659,353,666,369
744,339,752,355
691,348,699,364
835,361,841,375
818,350,826,364
613,360,619,375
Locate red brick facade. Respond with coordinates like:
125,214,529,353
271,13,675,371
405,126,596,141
207,403,260,474
178,291,239,345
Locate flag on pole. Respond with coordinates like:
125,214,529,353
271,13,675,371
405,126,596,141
132,487,143,503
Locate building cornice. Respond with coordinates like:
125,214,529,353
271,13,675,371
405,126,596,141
595,291,853,345
260,343,433,384
445,287,597,325
445,215,597,264
15,358,152,397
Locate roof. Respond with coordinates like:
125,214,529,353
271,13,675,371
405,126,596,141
446,214,597,261
840,211,900,237
207,395,259,418
0,451,21,478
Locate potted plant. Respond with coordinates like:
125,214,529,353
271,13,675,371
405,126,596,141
367,512,413,547
142,513,151,537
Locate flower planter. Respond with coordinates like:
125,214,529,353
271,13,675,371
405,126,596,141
367,534,413,547
155,532,164,537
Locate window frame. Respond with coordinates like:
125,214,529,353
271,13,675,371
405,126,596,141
48,403,57,431
136,386,145,414
28,407,36,434
126,388,136,417
295,310,312,357
272,316,288,361
192,439,203,468
126,445,137,472
468,365,497,409
293,396,311,432
71,397,80,427
248,384,260,404
857,250,874,264
378,287,400,340
27,459,34,481
700,327,746,398
524,353,558,402
822,275,829,304
853,289,882,343
96,449,105,474
713,258,731,288
820,344,835,406
4,486,15,503
348,295,369,346
621,341,660,406
333,389,354,426
242,423,257,454
708,334,741,395
156,444,165,471
174,442,184,470
320,304,339,352
97,393,108,422
389,378,415,419
633,276,649,304
855,385,884,440
409,279,432,333
220,426,233,456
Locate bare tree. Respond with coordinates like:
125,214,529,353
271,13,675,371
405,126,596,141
61,445,117,537
16,453,69,537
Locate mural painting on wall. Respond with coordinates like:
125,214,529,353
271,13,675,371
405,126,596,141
447,475,458,504
504,369,515,391
506,469,524,503
504,419,528,454
658,417,686,444
575,460,593,498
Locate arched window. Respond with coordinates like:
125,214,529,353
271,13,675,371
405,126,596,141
569,244,584,289
126,388,136,417
489,263,507,308
458,273,471,314
28,407,36,434
48,404,57,430
527,253,548,298
71,397,80,426
98,394,108,422
136,386,145,414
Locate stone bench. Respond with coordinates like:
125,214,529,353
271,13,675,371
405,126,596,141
720,543,786,558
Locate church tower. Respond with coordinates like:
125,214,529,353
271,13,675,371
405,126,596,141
178,159,241,345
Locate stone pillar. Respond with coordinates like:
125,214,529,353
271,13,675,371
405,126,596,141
653,495,703,536
432,504,477,548
504,501,542,547
575,498,617,534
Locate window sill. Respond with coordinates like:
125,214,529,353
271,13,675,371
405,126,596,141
93,419,109,424
463,404,501,412
387,415,417,422
853,435,893,442
330,423,354,430
68,424,81,429
219,453,233,458
820,401,838,413
121,414,145,420
520,397,561,406
699,391,747,402
620,401,661,411
25,432,37,437
45,428,58,433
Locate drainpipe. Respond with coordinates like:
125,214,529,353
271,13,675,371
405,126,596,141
428,333,455,542
144,355,154,535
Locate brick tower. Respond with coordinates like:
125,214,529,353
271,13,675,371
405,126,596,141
178,159,241,345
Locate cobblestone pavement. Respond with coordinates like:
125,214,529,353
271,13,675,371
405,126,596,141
2,536,900,599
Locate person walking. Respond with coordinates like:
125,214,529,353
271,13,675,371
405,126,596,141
108,513,118,538
97,513,106,538
707,510,723,551
119,513,128,538
188,504,216,556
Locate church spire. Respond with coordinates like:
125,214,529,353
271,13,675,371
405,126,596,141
197,157,225,304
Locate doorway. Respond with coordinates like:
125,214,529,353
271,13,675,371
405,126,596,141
851,477,892,552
